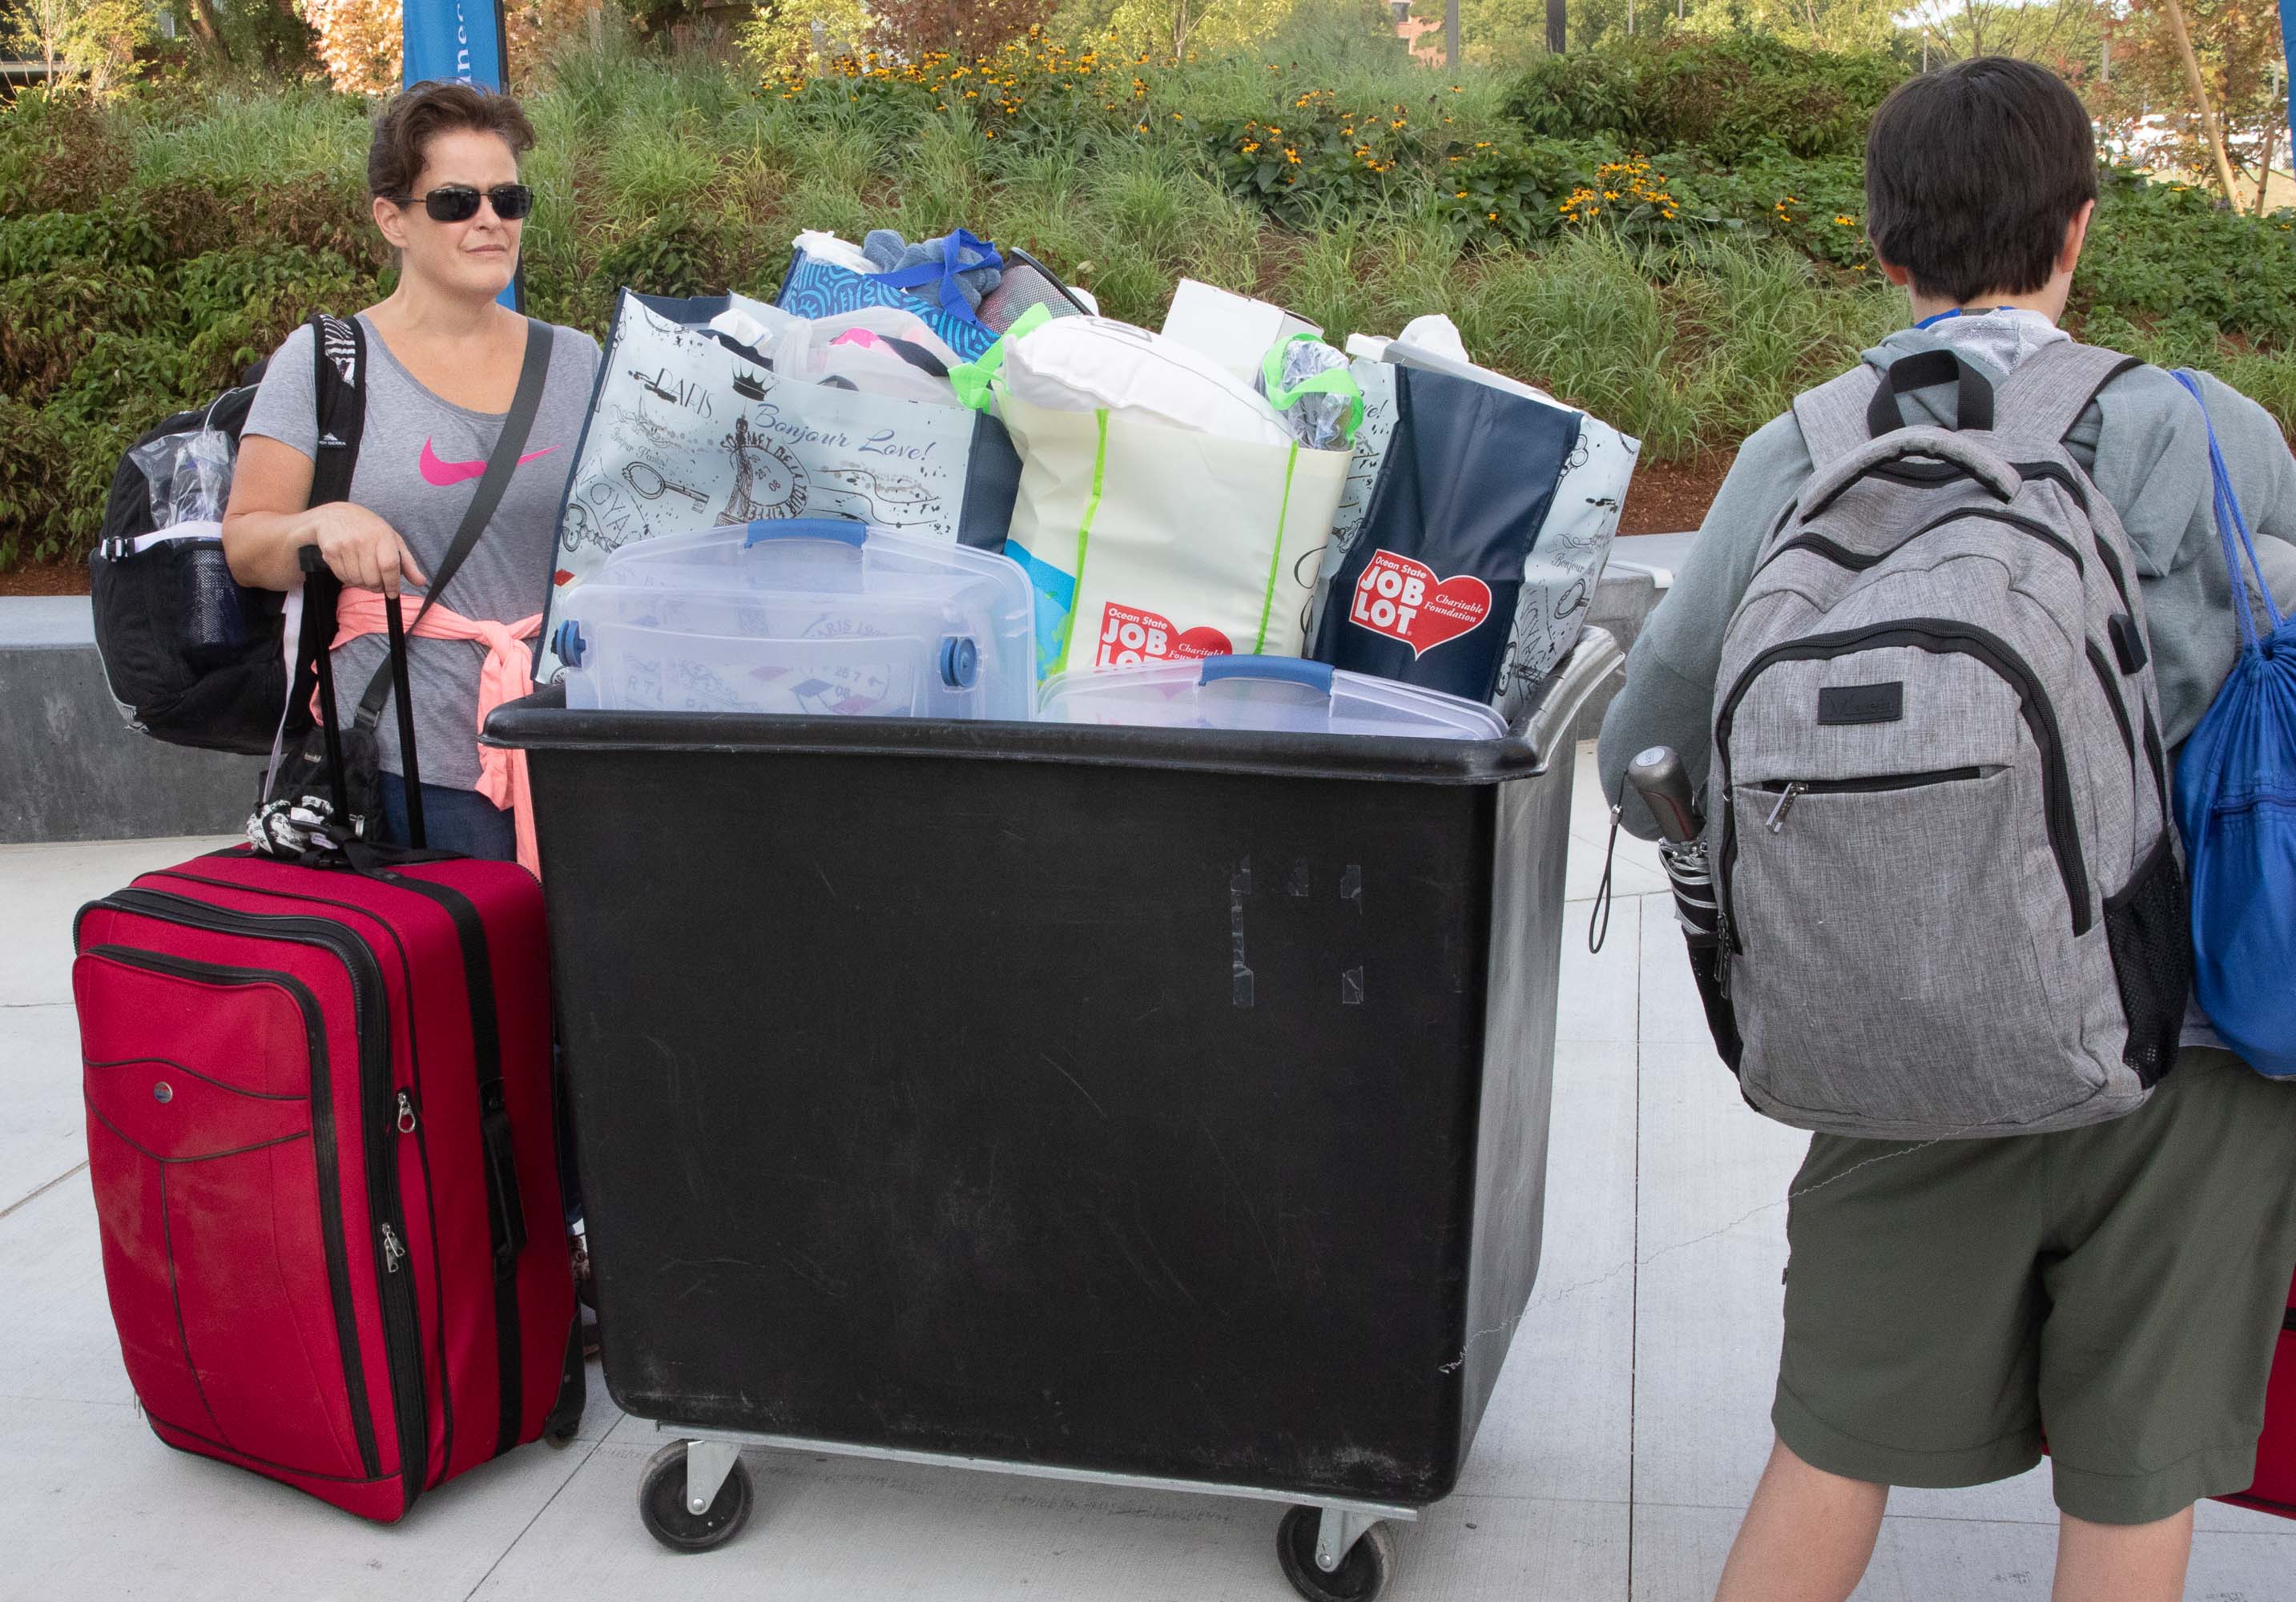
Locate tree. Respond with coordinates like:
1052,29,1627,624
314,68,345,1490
2158,0,2242,199
2093,0,2286,208
1896,0,2102,63
297,0,399,93
10,0,158,93
1072,0,1308,58
864,0,1057,55
740,0,868,74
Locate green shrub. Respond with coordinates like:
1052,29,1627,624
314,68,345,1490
0,90,133,215
2076,167,2296,350
0,393,73,570
1504,32,1907,164
0,267,166,402
3,34,2293,571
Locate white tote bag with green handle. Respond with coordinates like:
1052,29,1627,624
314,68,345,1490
996,392,1351,679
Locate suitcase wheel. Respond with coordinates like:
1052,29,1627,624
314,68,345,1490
638,1440,753,1553
1275,1505,1396,1602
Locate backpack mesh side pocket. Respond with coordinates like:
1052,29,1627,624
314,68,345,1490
2105,831,2193,1085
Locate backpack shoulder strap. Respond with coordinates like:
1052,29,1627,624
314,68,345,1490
283,314,368,750
308,312,366,503
1790,363,1885,473
1992,340,2143,450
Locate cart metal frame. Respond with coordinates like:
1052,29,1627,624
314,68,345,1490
667,1423,1416,1566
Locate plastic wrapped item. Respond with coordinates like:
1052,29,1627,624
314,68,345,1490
1396,312,1472,364
1038,654,1507,739
1257,334,1363,451
792,230,880,276
549,517,1033,721
128,425,235,528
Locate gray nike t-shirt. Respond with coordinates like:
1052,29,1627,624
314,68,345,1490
245,313,600,790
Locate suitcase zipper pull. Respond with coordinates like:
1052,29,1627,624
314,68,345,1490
1764,783,1807,833
381,1222,406,1274
395,1089,419,1135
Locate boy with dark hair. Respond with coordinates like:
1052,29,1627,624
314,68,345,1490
1599,56,2296,1602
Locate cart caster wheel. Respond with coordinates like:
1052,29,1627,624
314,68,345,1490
1276,1506,1396,1602
638,1442,752,1553
543,1424,579,1450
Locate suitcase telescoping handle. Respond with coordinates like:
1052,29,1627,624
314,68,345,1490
297,545,426,849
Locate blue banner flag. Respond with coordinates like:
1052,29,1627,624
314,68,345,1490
402,0,506,90
401,0,519,308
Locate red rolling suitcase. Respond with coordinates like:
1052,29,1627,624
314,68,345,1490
2221,1273,2296,1518
70,587,579,1522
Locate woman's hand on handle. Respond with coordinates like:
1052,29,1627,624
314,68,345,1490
308,501,427,596
222,433,427,594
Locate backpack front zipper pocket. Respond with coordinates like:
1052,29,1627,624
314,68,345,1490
1714,620,2090,950
1758,767,1989,832
1722,763,2107,1130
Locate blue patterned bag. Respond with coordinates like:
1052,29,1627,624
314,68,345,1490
775,241,1001,363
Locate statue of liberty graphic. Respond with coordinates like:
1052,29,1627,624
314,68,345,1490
715,415,808,525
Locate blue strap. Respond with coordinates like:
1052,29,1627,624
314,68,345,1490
1913,304,2017,330
2173,368,2285,654
878,229,1001,328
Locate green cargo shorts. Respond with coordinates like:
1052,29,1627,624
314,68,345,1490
1773,1046,2296,1524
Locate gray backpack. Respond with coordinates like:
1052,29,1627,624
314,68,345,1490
1707,342,2192,1140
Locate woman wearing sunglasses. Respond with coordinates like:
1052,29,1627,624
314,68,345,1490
224,80,599,865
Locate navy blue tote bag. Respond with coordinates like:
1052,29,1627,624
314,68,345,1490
2173,369,2296,1076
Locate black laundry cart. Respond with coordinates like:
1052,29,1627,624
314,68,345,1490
484,630,1620,1602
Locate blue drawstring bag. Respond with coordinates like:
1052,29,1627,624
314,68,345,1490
2172,369,2296,1075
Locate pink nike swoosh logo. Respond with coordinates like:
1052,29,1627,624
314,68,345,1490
419,437,558,487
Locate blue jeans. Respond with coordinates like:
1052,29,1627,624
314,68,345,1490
377,772,517,862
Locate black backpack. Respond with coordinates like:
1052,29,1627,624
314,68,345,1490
89,314,367,756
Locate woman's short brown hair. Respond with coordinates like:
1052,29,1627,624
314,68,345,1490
368,80,536,200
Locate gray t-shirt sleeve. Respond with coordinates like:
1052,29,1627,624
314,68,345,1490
1597,411,1814,838
241,323,320,461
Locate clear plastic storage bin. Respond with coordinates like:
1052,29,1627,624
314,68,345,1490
1038,656,1508,740
549,518,1033,722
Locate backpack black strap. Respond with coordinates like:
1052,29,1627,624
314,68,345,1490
352,319,555,743
262,316,367,795
1866,349,1996,437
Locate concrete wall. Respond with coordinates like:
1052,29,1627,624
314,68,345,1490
0,598,260,844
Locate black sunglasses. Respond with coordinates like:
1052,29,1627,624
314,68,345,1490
395,183,534,223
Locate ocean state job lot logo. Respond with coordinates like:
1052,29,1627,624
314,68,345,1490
1347,551,1492,657
1094,602,1233,668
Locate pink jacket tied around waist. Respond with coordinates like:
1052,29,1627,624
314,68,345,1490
331,587,542,877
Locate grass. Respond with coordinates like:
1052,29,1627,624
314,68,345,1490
1,30,2292,568
129,83,373,191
